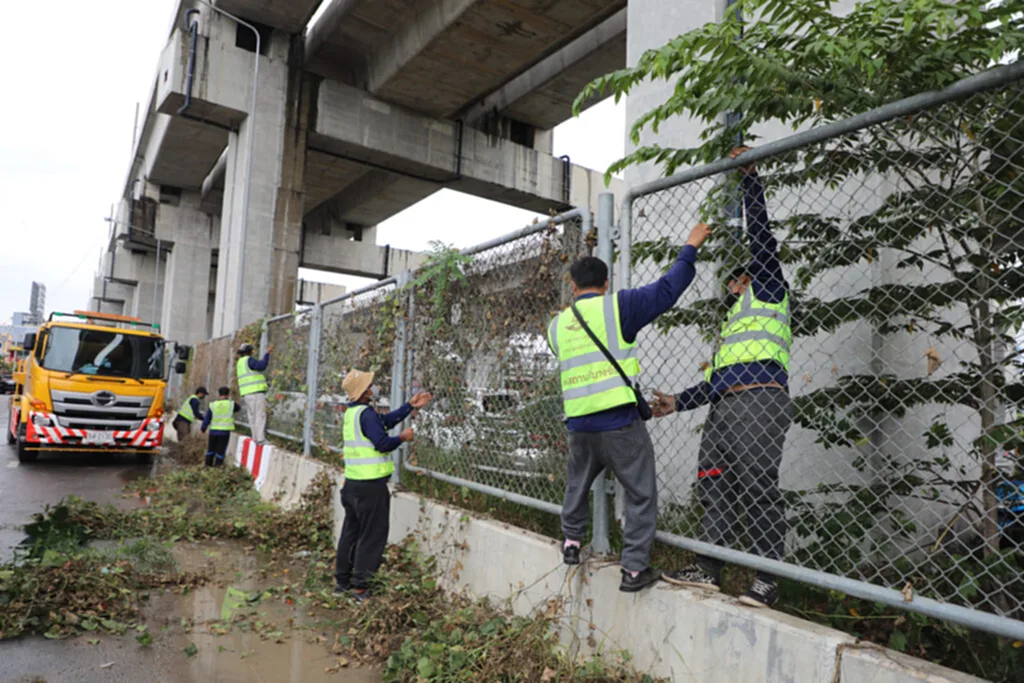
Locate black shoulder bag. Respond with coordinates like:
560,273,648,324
570,302,652,421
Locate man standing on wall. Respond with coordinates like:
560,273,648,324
236,343,272,444
335,369,432,602
172,386,207,441
653,147,793,608
547,221,711,593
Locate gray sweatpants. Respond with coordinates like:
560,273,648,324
244,392,267,444
697,388,793,576
562,419,657,572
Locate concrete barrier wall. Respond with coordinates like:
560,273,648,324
206,433,984,683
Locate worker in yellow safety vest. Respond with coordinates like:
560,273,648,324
200,386,241,467
236,342,273,444
172,386,208,441
652,147,793,609
546,219,711,593
334,369,432,602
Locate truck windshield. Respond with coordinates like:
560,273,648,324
41,327,165,380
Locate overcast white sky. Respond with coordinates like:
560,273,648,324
0,0,624,324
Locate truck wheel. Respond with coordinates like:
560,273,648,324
16,425,37,463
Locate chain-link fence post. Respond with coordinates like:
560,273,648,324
302,303,323,458
259,318,269,355
591,195,614,555
389,271,412,485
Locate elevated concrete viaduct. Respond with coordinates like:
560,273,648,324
88,0,627,341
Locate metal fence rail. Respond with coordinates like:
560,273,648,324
623,60,1024,640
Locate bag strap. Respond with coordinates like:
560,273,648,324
570,300,636,389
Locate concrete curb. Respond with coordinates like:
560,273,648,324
214,438,987,683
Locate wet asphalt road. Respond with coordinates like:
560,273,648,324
0,395,156,563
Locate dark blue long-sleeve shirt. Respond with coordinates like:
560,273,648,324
562,244,699,433
200,401,242,434
248,353,270,372
675,172,789,412
349,401,413,453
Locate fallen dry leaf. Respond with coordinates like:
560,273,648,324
901,582,914,602
926,347,942,376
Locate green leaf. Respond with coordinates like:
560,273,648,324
416,656,437,678
136,632,154,647
888,629,908,652
184,642,198,658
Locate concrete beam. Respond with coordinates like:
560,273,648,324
312,80,614,215
303,0,359,63
146,115,229,190
367,0,626,117
365,0,476,102
155,28,252,131
460,9,627,130
214,0,322,34
300,225,425,279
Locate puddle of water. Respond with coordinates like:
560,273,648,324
0,539,382,683
146,540,382,683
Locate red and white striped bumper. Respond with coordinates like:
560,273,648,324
25,411,164,449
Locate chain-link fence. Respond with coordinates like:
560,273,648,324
169,62,1024,643
264,312,311,445
314,280,401,462
625,62,1024,638
403,212,594,510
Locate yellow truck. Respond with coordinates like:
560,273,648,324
7,311,182,462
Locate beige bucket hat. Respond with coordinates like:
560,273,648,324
342,369,375,402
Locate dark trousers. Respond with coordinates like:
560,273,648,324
334,477,391,590
561,419,658,572
173,416,192,441
206,432,230,467
697,388,793,579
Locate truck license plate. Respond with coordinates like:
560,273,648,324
87,431,115,445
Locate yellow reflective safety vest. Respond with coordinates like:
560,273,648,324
706,288,791,381
178,394,199,423
547,294,640,418
209,399,236,432
343,405,394,480
236,356,268,396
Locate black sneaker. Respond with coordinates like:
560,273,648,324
619,567,661,593
563,543,581,565
350,589,371,604
662,564,721,591
739,577,778,608
332,583,350,596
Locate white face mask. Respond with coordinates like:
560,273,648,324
369,385,380,399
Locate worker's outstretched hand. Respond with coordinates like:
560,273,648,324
729,146,755,175
651,390,676,418
399,428,415,443
266,345,274,354
409,392,433,409
686,222,711,248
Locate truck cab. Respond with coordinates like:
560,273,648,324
9,311,176,462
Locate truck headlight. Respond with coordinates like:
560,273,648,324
145,421,162,432
32,414,52,427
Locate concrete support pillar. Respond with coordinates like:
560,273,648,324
212,30,306,336
150,190,219,344
129,251,164,325
268,49,313,316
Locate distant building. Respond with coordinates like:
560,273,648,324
28,282,46,325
